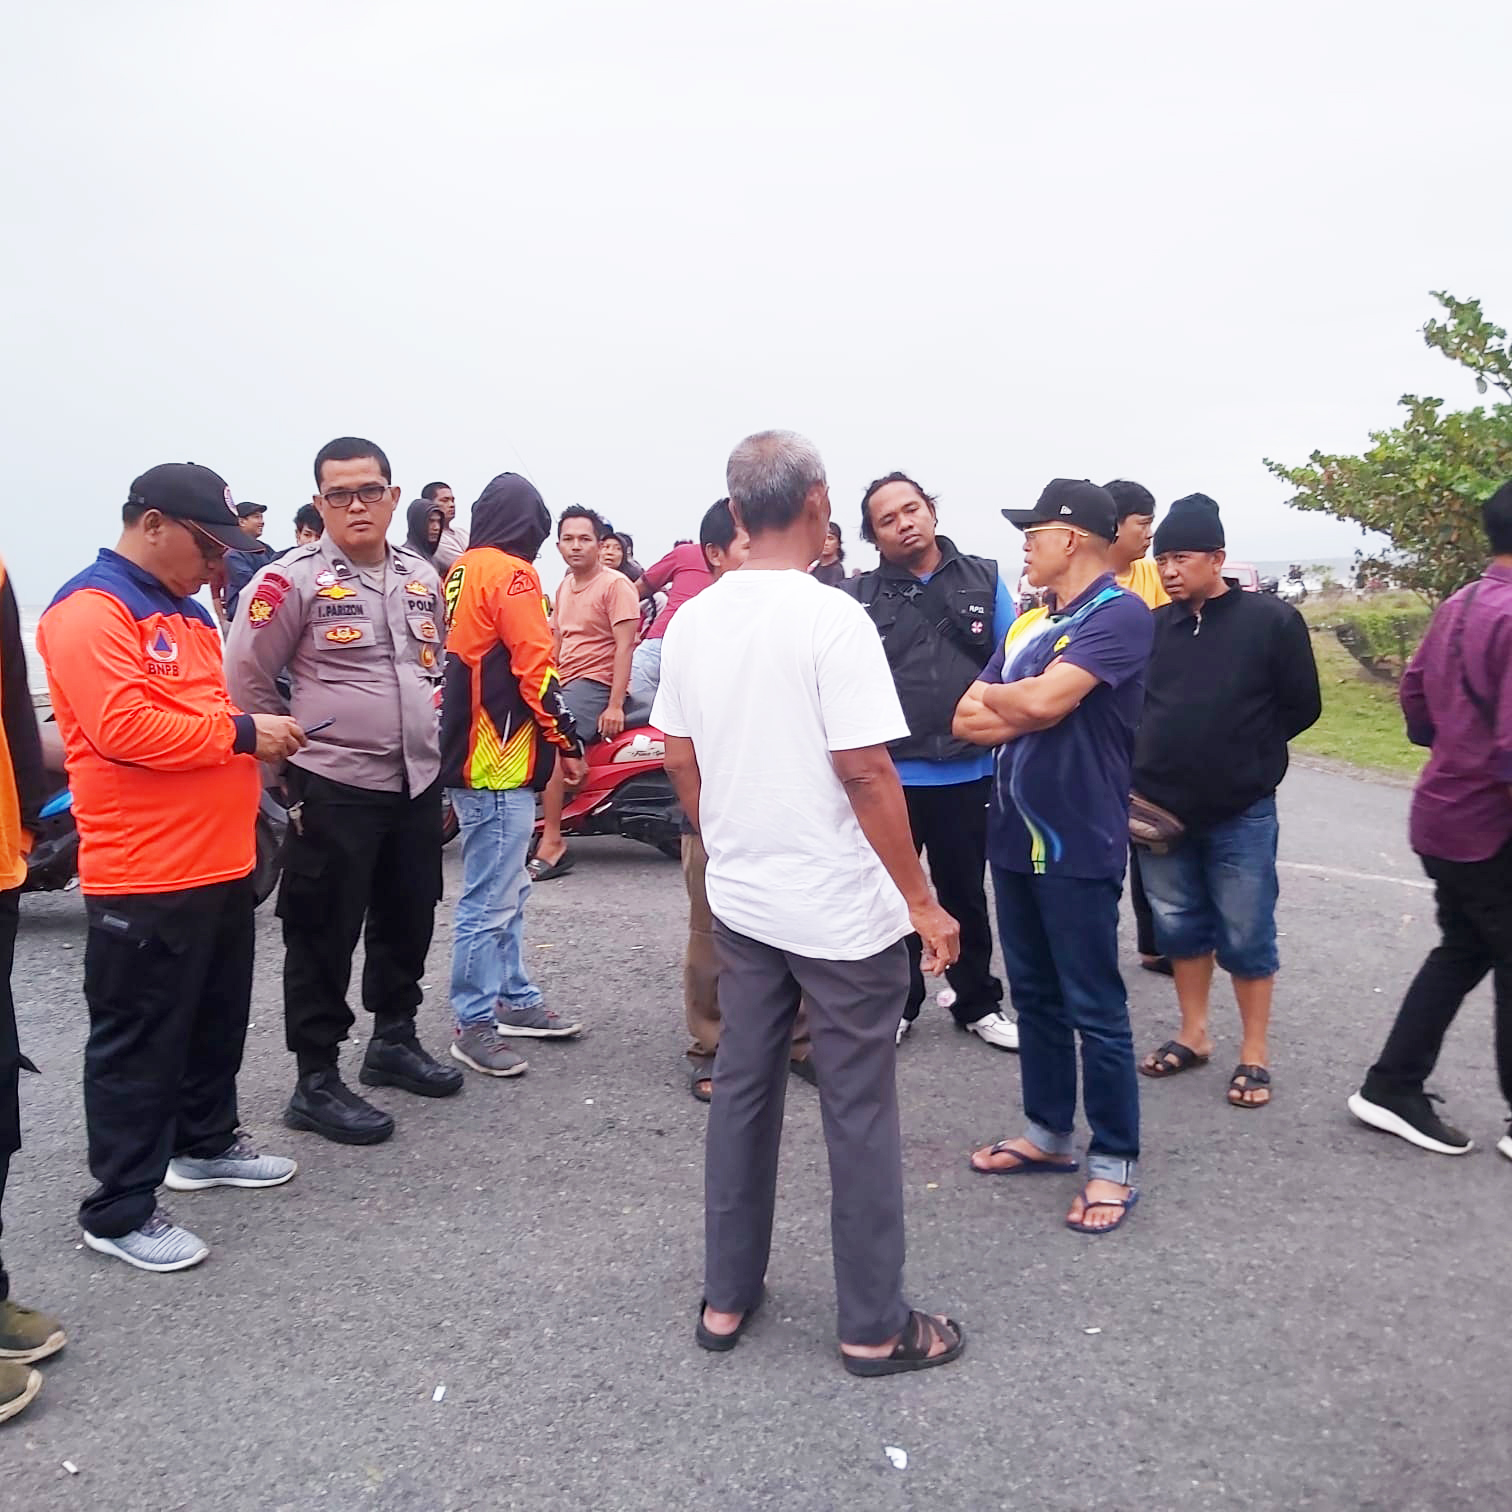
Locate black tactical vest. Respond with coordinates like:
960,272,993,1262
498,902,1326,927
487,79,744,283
845,538,999,765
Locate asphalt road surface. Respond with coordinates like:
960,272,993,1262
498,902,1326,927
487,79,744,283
4,764,1509,1512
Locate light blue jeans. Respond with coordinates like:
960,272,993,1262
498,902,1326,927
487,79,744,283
447,787,544,1027
629,637,663,707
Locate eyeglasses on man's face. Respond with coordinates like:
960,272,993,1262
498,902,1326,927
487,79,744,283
320,482,391,510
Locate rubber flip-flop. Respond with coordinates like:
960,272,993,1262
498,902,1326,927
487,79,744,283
526,852,574,881
970,1140,1079,1176
690,1067,713,1104
1065,1186,1140,1235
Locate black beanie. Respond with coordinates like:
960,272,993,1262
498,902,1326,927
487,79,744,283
1153,493,1225,556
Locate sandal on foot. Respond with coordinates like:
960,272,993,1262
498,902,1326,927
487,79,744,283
695,1291,763,1352
526,851,574,882
841,1310,966,1378
1228,1063,1271,1109
970,1141,1079,1176
690,1067,713,1104
1065,1185,1140,1235
1139,1040,1209,1079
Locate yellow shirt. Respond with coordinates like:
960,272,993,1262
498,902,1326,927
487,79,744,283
1116,557,1170,609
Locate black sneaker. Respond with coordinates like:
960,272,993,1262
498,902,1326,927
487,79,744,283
1347,1086,1473,1155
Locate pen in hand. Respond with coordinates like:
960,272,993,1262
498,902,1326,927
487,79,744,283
303,718,335,737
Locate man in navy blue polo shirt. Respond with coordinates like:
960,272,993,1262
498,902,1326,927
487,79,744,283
953,479,1153,1235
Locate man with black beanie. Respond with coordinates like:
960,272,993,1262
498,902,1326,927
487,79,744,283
1133,494,1320,1109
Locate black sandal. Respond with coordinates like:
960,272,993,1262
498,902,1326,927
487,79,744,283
841,1309,965,1377
690,1067,713,1104
1139,1040,1210,1078
1228,1063,1271,1109
695,1291,763,1352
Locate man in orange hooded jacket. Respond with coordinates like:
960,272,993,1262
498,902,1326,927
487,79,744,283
439,474,587,1076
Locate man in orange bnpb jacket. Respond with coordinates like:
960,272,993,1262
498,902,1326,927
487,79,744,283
37,465,306,1275
440,474,587,1076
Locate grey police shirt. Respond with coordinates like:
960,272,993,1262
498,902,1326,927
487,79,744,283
224,534,443,795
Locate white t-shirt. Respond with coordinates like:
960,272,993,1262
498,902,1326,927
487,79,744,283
652,569,911,960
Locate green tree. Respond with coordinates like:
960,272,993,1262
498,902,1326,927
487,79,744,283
1265,293,1512,603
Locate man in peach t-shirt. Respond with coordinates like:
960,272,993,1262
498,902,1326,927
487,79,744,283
532,505,643,879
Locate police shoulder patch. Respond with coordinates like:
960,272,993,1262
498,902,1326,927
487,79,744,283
248,572,291,628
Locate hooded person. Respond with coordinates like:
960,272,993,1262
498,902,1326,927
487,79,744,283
405,499,446,563
438,474,588,1075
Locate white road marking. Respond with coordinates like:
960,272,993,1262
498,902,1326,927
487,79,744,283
1279,861,1431,891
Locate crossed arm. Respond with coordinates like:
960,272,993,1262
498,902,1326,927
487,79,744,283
952,660,1101,747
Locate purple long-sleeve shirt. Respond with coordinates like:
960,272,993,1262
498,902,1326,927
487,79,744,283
1403,563,1512,862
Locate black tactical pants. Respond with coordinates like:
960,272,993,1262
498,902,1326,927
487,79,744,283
0,886,30,1298
278,770,443,1077
79,877,254,1238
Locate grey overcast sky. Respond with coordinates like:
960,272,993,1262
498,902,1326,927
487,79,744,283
3,0,1508,599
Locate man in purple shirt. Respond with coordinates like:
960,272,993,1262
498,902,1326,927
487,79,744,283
1349,481,1512,1159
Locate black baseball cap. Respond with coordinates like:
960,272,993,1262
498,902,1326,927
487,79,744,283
236,500,267,519
127,463,246,549
1002,479,1118,543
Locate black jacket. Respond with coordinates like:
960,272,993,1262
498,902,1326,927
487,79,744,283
1132,586,1321,828
845,537,998,764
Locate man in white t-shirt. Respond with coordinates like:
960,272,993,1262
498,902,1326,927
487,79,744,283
652,430,965,1378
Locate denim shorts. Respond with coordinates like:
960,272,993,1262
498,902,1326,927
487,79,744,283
1138,796,1280,978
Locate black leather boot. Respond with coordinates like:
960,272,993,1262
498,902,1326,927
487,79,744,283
284,1069,395,1145
359,1037,464,1099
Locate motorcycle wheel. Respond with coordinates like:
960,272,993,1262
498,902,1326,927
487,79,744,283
442,797,460,846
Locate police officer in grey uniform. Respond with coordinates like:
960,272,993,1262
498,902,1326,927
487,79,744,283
226,436,463,1145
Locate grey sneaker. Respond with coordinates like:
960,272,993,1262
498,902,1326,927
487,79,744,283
495,1003,582,1039
165,1132,298,1191
450,1024,529,1077
82,1208,209,1273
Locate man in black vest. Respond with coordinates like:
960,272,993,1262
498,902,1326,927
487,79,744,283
847,473,1017,1051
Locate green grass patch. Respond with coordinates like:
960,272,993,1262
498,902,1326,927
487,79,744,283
1295,624,1427,778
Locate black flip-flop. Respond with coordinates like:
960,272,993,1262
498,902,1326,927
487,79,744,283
695,1290,764,1352
1139,1040,1209,1079
526,852,574,882
690,1067,713,1104
841,1310,965,1378
1065,1185,1140,1235
1228,1063,1272,1109
970,1140,1079,1176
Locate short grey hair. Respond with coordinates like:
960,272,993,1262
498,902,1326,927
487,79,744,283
725,430,827,534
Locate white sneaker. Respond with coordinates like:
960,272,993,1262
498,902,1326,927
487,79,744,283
895,1017,912,1046
1498,1133,1512,1163
966,1011,1020,1052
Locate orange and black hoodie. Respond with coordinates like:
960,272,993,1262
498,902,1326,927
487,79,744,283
440,474,582,791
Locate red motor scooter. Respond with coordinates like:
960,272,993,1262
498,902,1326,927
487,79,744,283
533,724,683,860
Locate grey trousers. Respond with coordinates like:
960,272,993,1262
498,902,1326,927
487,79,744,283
706,920,911,1346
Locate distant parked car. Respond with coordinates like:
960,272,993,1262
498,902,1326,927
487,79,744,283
1223,561,1261,592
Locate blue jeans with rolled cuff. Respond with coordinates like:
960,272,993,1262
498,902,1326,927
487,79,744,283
992,866,1139,1186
